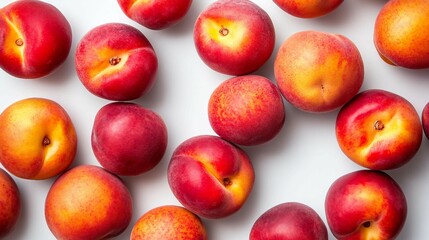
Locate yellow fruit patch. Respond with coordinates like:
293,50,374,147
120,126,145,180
88,47,129,81
4,13,25,61
201,17,248,49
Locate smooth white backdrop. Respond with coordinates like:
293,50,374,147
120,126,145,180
1,0,429,239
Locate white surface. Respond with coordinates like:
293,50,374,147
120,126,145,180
1,0,429,239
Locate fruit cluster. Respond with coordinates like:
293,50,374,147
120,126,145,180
0,0,428,239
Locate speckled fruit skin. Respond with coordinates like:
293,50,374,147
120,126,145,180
130,205,207,240
273,0,344,18
274,30,364,113
208,75,285,146
117,0,193,30
421,102,429,140
193,0,275,75
91,102,168,176
250,202,328,240
167,135,255,219
0,169,20,238
336,89,422,170
374,0,429,69
45,165,133,240
325,170,407,240
0,0,72,79
0,98,77,180
75,22,158,101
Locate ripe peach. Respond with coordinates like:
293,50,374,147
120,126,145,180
0,168,20,238
374,0,429,69
167,135,255,219
0,98,77,180
274,30,364,112
273,0,344,18
325,170,407,239
130,205,207,240
75,22,158,101
208,75,285,146
45,165,133,240
0,0,72,79
91,102,168,176
193,0,275,75
336,89,422,170
117,0,193,30
250,202,328,240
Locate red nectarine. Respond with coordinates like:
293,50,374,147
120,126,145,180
336,89,422,170
325,170,407,239
117,0,193,30
0,168,20,238
167,135,254,219
0,0,72,79
194,0,275,75
91,102,168,176
75,23,158,101
208,75,285,146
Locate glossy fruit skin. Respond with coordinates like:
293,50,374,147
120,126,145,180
130,205,207,240
325,170,407,240
193,0,275,75
273,0,344,18
75,23,158,101
336,89,422,170
91,102,168,176
167,135,255,219
274,30,364,113
0,169,20,238
0,98,77,180
208,75,285,146
0,0,72,79
45,165,133,240
117,0,193,30
374,0,429,69
250,202,328,240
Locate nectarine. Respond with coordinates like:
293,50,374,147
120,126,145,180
374,0,429,69
0,168,20,238
208,75,285,146
273,0,344,18
130,205,207,240
336,89,422,170
91,102,168,176
45,165,133,239
167,135,254,219
325,170,407,239
194,0,275,75
274,30,364,112
0,0,72,79
75,23,158,101
250,202,328,240
117,0,193,30
0,98,77,179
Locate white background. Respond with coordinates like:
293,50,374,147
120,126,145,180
1,0,429,239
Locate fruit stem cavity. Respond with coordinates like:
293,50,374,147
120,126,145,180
363,221,371,228
219,26,229,36
15,38,23,46
374,120,384,130
223,178,232,186
109,56,121,66
42,136,51,146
